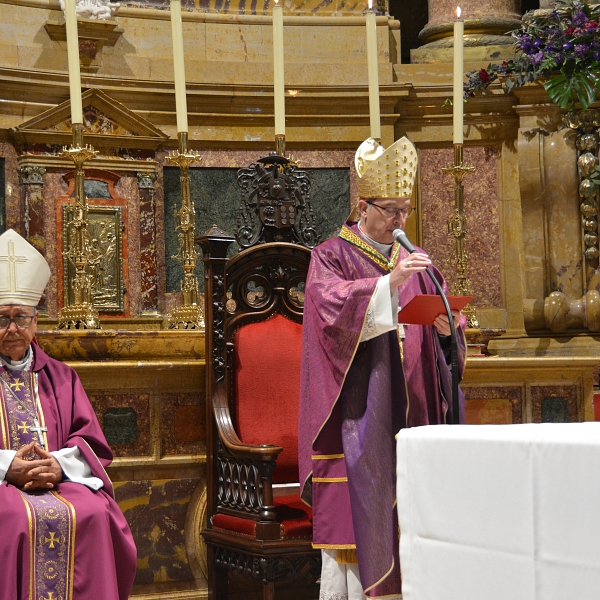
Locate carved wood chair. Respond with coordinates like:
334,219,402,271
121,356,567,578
199,156,321,600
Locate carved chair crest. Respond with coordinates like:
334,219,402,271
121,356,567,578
237,155,319,249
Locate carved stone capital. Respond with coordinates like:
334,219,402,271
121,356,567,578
136,171,157,190
18,166,46,185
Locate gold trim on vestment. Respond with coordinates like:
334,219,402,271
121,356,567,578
52,491,77,600
312,477,348,483
363,556,396,595
19,494,35,600
312,453,345,460
0,383,8,448
338,225,401,273
31,373,48,450
312,543,356,549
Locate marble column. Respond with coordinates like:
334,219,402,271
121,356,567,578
137,171,159,314
18,166,47,309
412,0,522,63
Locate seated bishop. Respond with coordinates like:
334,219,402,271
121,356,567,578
0,229,137,600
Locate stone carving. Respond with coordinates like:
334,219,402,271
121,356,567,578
59,0,120,20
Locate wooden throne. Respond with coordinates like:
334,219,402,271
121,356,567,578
199,155,321,600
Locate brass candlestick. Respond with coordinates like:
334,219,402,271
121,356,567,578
441,144,478,328
57,123,100,330
166,132,204,329
275,134,285,157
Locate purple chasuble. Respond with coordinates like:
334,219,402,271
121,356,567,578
299,222,466,598
0,345,137,600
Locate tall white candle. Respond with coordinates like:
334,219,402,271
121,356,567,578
453,6,464,144
171,0,188,134
366,0,381,140
64,0,83,125
273,0,285,136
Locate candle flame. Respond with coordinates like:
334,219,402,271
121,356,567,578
456,6,461,18
368,0,373,9
274,0,279,4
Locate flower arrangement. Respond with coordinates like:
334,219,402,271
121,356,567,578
464,0,600,110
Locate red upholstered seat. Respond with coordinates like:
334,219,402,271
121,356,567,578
233,314,303,484
212,494,313,540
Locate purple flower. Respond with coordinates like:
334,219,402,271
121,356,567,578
575,43,590,57
574,10,588,26
594,51,600,60
556,53,565,66
532,51,544,65
563,41,574,50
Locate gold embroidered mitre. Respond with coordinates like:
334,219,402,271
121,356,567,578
0,229,50,306
355,136,418,199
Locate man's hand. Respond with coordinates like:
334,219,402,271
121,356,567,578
5,442,63,491
433,310,461,336
390,253,431,289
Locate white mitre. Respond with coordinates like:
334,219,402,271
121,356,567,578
355,136,418,199
0,229,50,306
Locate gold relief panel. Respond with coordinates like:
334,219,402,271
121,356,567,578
63,205,125,312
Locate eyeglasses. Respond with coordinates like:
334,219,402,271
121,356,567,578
0,313,36,330
366,202,414,219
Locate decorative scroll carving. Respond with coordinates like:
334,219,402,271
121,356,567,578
237,155,319,249
217,455,267,517
17,166,46,185
63,205,124,312
214,547,321,585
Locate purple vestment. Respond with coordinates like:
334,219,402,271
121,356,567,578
299,222,466,597
0,345,137,600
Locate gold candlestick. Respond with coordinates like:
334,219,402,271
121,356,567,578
441,143,478,328
57,123,100,329
166,132,204,329
275,134,286,157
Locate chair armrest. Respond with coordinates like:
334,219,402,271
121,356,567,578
212,383,284,462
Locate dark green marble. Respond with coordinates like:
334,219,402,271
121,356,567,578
103,407,139,445
71,180,111,199
541,397,569,423
164,166,350,292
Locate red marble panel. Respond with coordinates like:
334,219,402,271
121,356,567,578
0,142,21,234
463,385,523,424
531,385,579,423
419,145,502,308
162,392,206,455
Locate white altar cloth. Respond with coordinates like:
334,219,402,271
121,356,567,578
396,423,600,600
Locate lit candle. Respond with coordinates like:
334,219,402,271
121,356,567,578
170,0,188,134
64,0,83,125
453,6,464,144
366,0,381,141
273,0,285,136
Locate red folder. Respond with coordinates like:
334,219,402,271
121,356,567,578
398,294,473,326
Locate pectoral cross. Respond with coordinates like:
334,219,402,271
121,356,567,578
30,418,47,448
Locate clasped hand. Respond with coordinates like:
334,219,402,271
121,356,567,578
390,252,431,289
6,442,63,491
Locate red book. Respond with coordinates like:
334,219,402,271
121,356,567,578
398,294,473,326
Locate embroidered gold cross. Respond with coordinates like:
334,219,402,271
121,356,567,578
9,378,24,392
43,593,57,600
44,531,61,549
17,421,30,434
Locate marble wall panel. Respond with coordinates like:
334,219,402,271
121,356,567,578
531,385,578,423
116,175,143,316
463,385,523,424
90,391,152,457
419,145,502,309
162,392,206,455
115,478,200,586
0,142,20,234
164,164,350,292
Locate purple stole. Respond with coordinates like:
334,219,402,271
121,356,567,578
0,370,76,600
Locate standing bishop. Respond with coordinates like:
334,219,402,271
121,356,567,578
0,229,136,600
299,137,467,599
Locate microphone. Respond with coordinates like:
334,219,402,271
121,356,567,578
392,228,461,425
393,228,416,254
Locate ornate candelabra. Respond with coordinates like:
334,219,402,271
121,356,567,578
441,144,478,328
57,123,100,330
166,132,204,329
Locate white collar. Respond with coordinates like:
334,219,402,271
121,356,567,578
0,346,33,372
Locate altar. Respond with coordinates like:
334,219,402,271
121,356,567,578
396,423,600,600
